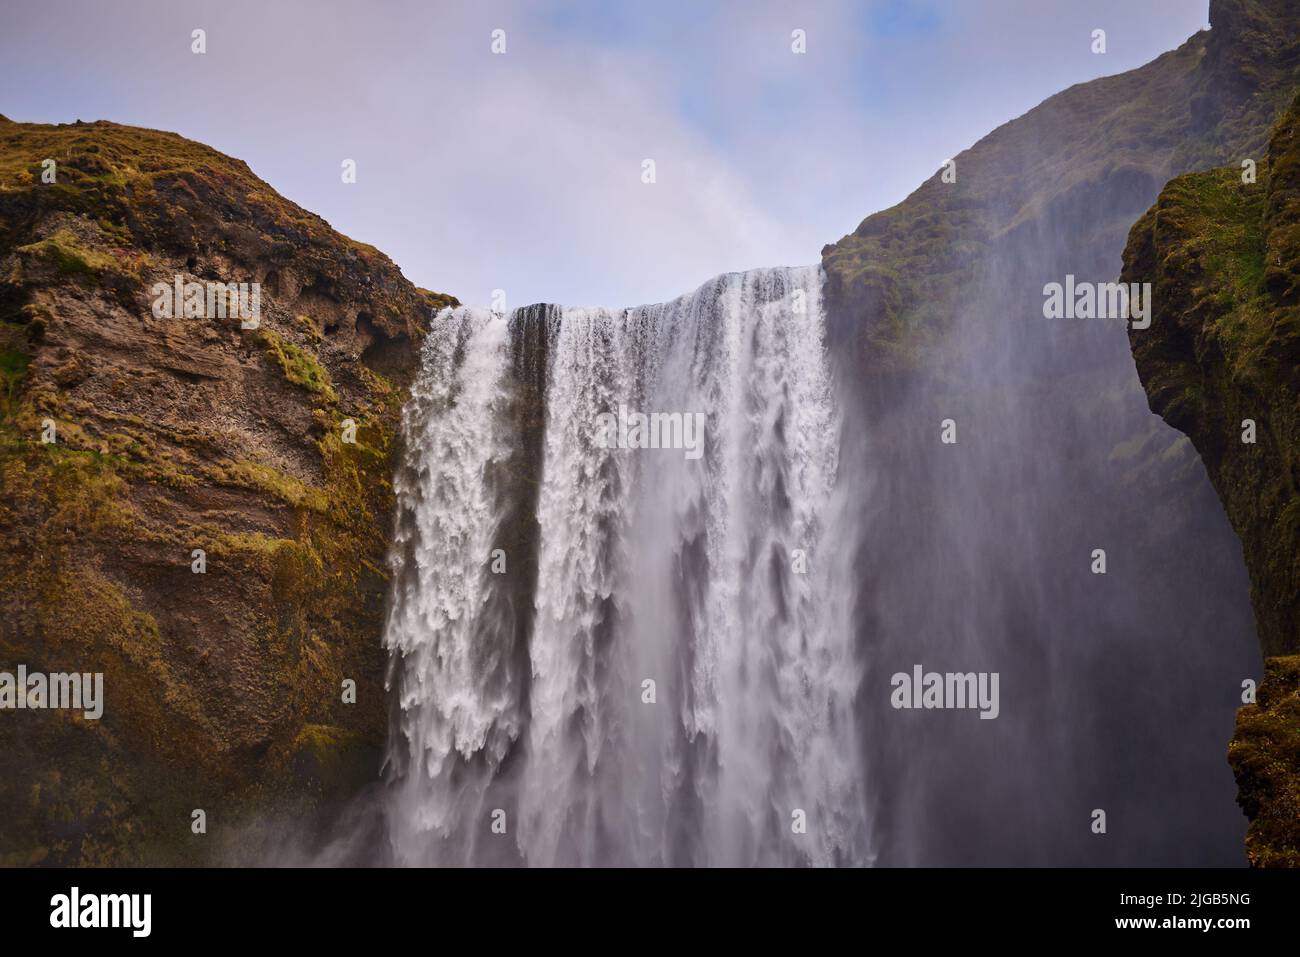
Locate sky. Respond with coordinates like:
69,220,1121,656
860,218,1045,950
0,0,1212,307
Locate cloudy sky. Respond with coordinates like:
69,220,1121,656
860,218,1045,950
1,0,1210,307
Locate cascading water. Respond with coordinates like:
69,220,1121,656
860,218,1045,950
381,311,522,864
383,266,871,866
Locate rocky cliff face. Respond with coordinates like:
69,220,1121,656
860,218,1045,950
821,0,1300,865
3,1,1297,869
0,117,454,864
1122,93,1300,866
824,0,1300,368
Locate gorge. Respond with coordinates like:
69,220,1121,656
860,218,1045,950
0,0,1297,867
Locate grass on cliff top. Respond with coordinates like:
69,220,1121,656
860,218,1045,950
1158,167,1273,374
0,119,229,186
1163,169,1267,287
821,33,1210,287
823,1,1300,361
0,118,448,302
1153,87,1300,381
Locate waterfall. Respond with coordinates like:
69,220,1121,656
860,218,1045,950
383,265,870,866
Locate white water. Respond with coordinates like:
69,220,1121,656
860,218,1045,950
384,265,870,866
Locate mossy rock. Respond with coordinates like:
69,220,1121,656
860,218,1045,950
0,114,455,864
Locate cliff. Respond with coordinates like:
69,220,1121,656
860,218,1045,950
1122,92,1300,866
0,116,454,864
824,0,1300,372
821,0,1300,865
2,0,1297,869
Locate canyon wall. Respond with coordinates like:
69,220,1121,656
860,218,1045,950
0,116,453,864
820,0,1300,864
1,0,1297,866
1123,91,1300,866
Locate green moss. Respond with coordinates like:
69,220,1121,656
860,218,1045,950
0,441,143,543
1228,655,1300,867
824,2,1300,367
1123,92,1300,868
16,228,119,278
0,346,29,381
288,723,375,794
0,426,215,853
205,529,282,556
260,328,337,403
1152,168,1279,377
292,313,323,343
0,111,454,865
0,345,30,416
211,458,330,513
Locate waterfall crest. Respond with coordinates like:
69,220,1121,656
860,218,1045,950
383,266,871,866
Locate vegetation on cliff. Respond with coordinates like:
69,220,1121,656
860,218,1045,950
822,0,1300,373
819,0,1300,866
1123,91,1300,865
0,116,455,864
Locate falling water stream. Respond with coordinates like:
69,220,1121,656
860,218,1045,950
382,266,870,866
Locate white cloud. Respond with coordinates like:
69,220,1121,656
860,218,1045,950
0,0,1211,307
